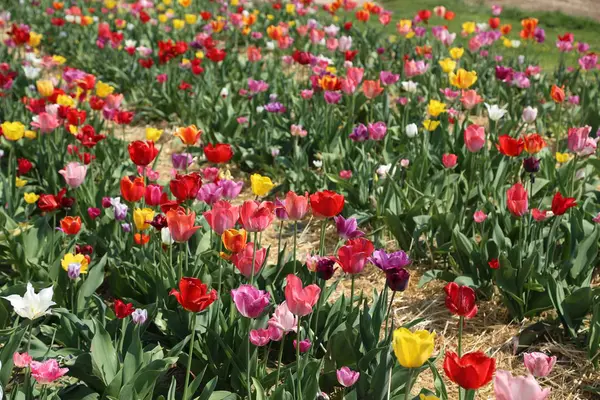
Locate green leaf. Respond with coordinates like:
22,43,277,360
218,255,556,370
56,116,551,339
77,254,107,312
198,376,219,400
0,326,26,386
122,326,143,385
251,377,266,400
91,319,119,385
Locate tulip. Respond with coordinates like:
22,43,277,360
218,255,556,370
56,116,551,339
131,308,148,324
87,207,101,220
172,153,194,170
405,123,418,138
145,127,163,142
522,106,538,123
337,238,375,274
161,227,174,245
392,327,436,368
268,302,298,333
449,69,477,89
204,143,233,164
111,197,129,220
485,103,508,121
174,125,202,145
550,84,565,103
497,135,524,157
523,157,541,174
315,257,337,280
444,282,478,318
293,339,311,353
170,277,217,313
494,370,550,400
203,200,240,235
2,283,55,320
568,126,598,156
222,229,247,253
427,99,446,117
523,134,546,154
369,249,411,271
114,299,134,319
443,351,495,390
250,173,275,196
464,124,485,152
60,216,82,235
284,274,320,317
460,89,483,110
120,176,145,202
231,284,271,318
523,352,556,377
1,121,25,141
334,215,365,240
230,242,267,278
551,192,577,216
13,352,33,368
362,79,383,99
128,140,158,166
240,200,275,232
249,329,271,346
337,366,360,387
170,172,201,201
283,191,310,220
310,190,345,218
218,179,244,199
506,183,528,217
31,112,60,133
145,184,163,206
473,210,488,223
166,208,200,242
133,208,155,231
30,359,69,384
368,122,387,140
442,153,458,168
61,253,89,275
59,162,88,188
386,268,410,291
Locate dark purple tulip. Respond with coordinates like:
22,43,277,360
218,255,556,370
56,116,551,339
172,153,193,170
386,268,410,291
523,157,540,173
150,214,168,230
349,124,369,142
316,257,336,280
495,66,514,82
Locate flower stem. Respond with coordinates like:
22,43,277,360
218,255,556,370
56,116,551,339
296,317,303,400
292,221,298,274
250,232,257,285
247,319,253,400
183,312,197,400
350,275,356,317
404,368,414,400
275,335,286,386
118,317,127,358
277,221,283,267
458,316,464,357
318,219,327,256
384,290,396,339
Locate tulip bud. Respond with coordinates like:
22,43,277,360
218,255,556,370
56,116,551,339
405,123,418,138
293,339,311,353
131,308,148,325
386,268,410,291
161,227,174,245
121,223,132,232
67,262,82,280
316,258,336,280
523,157,540,173
522,106,538,123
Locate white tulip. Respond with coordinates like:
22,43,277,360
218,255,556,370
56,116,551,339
2,283,55,320
377,164,392,177
485,103,508,121
401,81,418,93
313,160,323,168
161,227,174,246
405,123,418,138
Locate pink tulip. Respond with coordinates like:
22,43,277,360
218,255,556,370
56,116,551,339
337,237,374,274
268,324,284,341
340,78,357,94
283,191,310,220
30,359,69,384
380,71,399,85
346,67,364,85
165,208,201,242
249,328,271,346
494,370,550,400
293,338,311,353
13,352,32,368
232,284,270,318
31,112,59,133
461,90,483,110
442,153,458,168
362,80,384,99
203,200,240,235
87,207,101,220
231,242,267,278
464,124,486,152
145,184,163,206
284,274,321,316
567,126,598,156
473,210,488,223
336,366,360,387
523,352,556,377
240,200,275,232
268,302,298,333
59,162,88,188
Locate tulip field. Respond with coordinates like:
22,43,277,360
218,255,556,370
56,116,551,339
2,0,600,399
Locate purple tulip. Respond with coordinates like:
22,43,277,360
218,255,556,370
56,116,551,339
324,91,342,104
218,179,243,199
349,124,369,142
367,122,387,140
369,249,411,271
333,215,365,240
231,284,270,318
336,366,360,387
172,153,193,170
196,182,223,205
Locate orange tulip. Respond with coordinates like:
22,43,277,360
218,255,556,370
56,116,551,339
222,228,247,253
523,134,547,154
550,85,565,103
120,176,145,202
166,207,201,242
174,125,202,145
60,216,82,235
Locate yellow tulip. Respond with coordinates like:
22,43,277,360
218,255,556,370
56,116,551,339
185,14,197,24
438,58,456,73
96,81,114,98
503,38,513,48
133,208,155,231
56,94,75,107
52,55,66,65
427,100,446,117
24,193,40,204
449,47,464,60
178,0,191,6
162,0,172,4
423,119,440,132
392,327,435,368
231,0,239,6
36,79,54,97
173,19,185,29
24,130,37,139
146,127,164,142
462,21,475,34
286,3,295,14
28,32,43,47
420,395,440,400
61,253,89,274
250,174,275,197
1,121,25,141
555,152,570,163
449,69,477,89
15,177,27,188
104,0,117,9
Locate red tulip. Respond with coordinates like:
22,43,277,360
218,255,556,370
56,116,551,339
240,200,275,232
417,9,431,22
160,193,180,213
496,135,524,157
170,277,217,313
488,259,499,269
309,190,345,218
204,143,233,164
38,188,66,212
17,158,33,175
443,351,496,390
442,153,458,168
551,192,577,216
128,140,158,166
120,176,145,202
444,282,477,318
60,216,82,235
169,172,201,201
506,183,528,217
114,299,135,319
166,207,201,242
337,237,375,274
134,233,150,245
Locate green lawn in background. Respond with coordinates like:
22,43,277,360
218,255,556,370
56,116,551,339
375,0,600,70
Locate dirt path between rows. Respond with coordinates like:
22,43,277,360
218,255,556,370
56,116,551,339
475,0,600,22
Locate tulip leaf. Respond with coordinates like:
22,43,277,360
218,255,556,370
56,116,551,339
77,254,107,312
91,319,119,386
0,326,26,387
251,377,266,400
